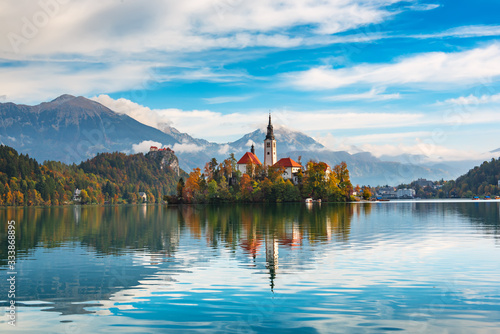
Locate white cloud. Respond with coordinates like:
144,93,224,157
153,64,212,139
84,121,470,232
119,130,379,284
218,144,231,155
324,87,401,101
413,25,500,39
0,62,150,104
0,2,495,105
92,95,500,152
277,110,424,131
0,0,404,58
360,141,496,162
439,93,500,106
0,0,412,103
440,109,500,127
93,95,428,141
131,140,163,154
406,3,441,11
288,43,500,90
91,94,172,130
172,141,204,153
347,131,432,144
92,95,266,141
314,126,500,162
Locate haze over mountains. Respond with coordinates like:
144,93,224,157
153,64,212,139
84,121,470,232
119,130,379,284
0,95,490,185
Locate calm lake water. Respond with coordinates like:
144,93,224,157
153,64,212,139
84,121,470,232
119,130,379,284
1,201,500,333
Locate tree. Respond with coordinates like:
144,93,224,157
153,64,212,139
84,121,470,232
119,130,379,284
229,153,238,174
221,158,233,180
80,189,90,204
5,189,13,205
205,158,219,182
240,174,253,201
245,162,255,179
218,176,231,201
267,165,285,182
147,191,155,204
183,168,202,203
14,190,24,206
354,185,361,195
362,187,371,200
283,180,300,202
176,178,185,200
207,180,219,203
333,162,353,201
302,161,328,199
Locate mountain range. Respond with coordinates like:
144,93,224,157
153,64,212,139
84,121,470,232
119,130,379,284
0,95,490,185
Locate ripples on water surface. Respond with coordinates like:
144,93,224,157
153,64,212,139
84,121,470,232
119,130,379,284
1,201,500,333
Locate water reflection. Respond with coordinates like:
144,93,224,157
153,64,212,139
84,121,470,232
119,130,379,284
0,204,355,311
0,201,499,333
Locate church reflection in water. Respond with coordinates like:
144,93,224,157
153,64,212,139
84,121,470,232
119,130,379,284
0,203,364,314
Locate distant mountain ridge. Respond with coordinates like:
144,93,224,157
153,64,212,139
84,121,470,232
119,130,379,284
0,94,182,163
1,95,483,185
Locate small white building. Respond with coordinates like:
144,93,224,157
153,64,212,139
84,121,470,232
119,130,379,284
73,188,81,202
138,192,147,203
378,186,397,199
397,188,415,198
323,164,332,180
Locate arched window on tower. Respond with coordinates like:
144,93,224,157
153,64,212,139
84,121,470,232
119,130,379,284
267,142,270,148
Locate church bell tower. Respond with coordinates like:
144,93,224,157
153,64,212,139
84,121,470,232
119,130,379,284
264,114,277,167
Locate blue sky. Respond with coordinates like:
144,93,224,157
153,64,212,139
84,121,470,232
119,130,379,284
1,0,500,161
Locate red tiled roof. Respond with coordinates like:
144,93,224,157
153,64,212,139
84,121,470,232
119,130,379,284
274,157,302,168
237,152,262,165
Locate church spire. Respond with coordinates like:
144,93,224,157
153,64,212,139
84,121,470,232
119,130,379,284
266,113,275,140
263,113,277,167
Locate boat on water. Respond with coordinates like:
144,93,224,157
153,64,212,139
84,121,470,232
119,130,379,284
484,196,491,200
305,198,321,203
472,196,480,200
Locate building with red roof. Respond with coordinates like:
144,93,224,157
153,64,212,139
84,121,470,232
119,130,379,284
274,157,301,168
236,144,262,175
274,157,302,183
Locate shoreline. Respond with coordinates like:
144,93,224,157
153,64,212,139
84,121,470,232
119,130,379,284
1,198,499,209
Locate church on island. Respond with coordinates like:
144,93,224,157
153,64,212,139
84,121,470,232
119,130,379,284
236,115,302,183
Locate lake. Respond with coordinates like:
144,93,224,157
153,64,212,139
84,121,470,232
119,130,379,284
1,201,500,333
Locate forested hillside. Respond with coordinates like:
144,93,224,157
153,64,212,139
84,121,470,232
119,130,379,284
0,145,183,205
443,158,500,197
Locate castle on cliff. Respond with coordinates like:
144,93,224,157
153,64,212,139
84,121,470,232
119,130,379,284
147,146,180,176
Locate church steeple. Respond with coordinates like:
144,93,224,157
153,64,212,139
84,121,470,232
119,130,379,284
264,113,277,167
265,113,275,140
